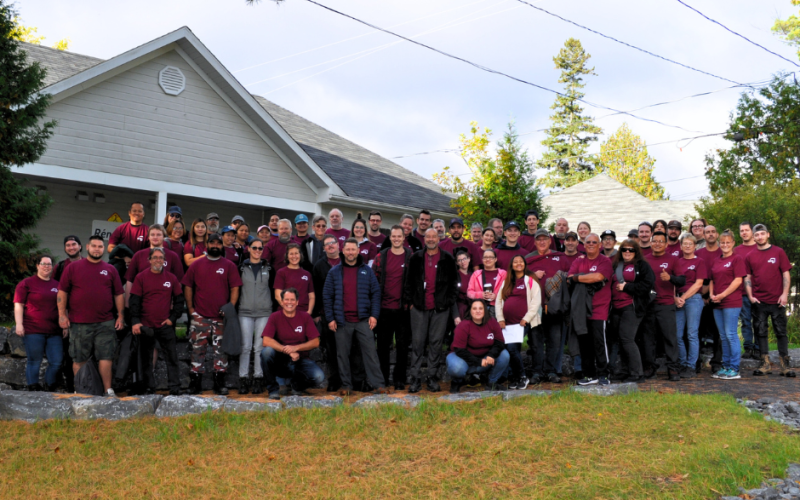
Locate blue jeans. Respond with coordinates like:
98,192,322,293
739,296,754,350
446,350,510,384
260,347,325,394
23,334,63,386
713,307,742,372
675,294,703,369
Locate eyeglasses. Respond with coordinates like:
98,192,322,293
169,213,181,218
324,242,338,247
621,248,635,253
691,225,704,229
456,258,470,264
584,241,599,245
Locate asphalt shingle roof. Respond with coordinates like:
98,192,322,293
22,42,456,214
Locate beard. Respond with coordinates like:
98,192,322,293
88,250,103,260
207,247,223,258
66,249,81,259
207,223,219,233
279,234,291,244
556,232,566,239
150,264,164,273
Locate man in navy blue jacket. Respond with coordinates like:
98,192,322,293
323,238,388,395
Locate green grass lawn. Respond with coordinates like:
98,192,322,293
0,391,797,499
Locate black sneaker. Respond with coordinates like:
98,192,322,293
393,381,405,391
426,378,441,392
517,375,530,390
449,380,462,394
546,373,562,384
680,367,696,379
507,379,519,390
668,371,681,382
251,378,264,394
484,382,507,392
408,378,422,393
610,372,628,381
530,373,543,385
268,391,280,400
577,377,597,386
623,375,645,383
643,368,656,379
238,377,250,395
326,381,342,392
467,374,482,387
597,377,610,386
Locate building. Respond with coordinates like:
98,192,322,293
541,173,699,239
18,27,456,254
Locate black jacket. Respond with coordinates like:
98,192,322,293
618,259,656,318
404,248,458,312
373,246,412,309
312,256,336,319
568,276,604,336
301,235,326,273
405,234,423,253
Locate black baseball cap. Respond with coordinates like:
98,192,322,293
565,231,578,241
449,217,464,228
627,229,638,238
64,235,82,246
504,221,521,230
601,229,616,240
207,233,222,243
667,220,682,230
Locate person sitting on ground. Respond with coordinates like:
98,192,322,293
260,288,325,400
447,299,510,393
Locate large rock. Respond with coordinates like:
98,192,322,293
438,391,505,403
0,390,76,422
281,395,343,410
352,394,422,408
787,464,800,481
0,357,29,387
223,398,281,413
0,327,9,354
71,396,158,420
0,383,11,391
154,395,227,417
7,331,27,358
572,382,639,396
502,390,552,401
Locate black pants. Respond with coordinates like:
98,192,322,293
375,307,410,386
531,314,562,376
699,304,722,367
576,319,609,379
638,303,681,373
319,318,364,388
409,308,449,381
753,302,789,356
506,343,524,380
59,335,74,391
608,305,644,377
140,325,181,391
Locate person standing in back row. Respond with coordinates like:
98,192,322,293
326,209,350,250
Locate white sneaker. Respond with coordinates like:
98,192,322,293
105,388,117,397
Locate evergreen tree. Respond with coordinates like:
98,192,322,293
0,0,55,318
537,38,603,190
598,123,667,200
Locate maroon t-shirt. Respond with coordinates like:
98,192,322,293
342,265,360,322
181,257,242,320
710,254,747,309
368,233,387,250
519,231,538,253
502,276,529,325
562,252,582,269
746,245,793,303
130,270,181,328
262,310,319,358
424,251,441,310
357,240,378,264
611,263,637,310
456,270,472,319
166,238,187,264
291,234,307,245
451,318,504,357
640,246,653,258
327,257,341,267
59,259,124,324
414,229,427,243
274,267,314,311
645,253,679,306
666,242,682,259
696,246,722,282
495,244,528,273
439,238,482,270
380,251,405,310
184,240,206,258
734,244,758,259
14,276,60,334
223,246,239,264
526,251,571,281
109,222,149,254
125,247,185,283
265,238,291,273
675,257,707,295
568,253,613,320
325,228,351,250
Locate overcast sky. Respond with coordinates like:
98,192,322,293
19,0,800,200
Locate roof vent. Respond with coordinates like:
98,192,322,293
158,66,185,96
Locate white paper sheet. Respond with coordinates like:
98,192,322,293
503,323,525,344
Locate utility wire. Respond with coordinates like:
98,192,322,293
674,0,800,68
305,0,708,134
514,0,744,86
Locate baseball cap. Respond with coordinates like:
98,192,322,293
231,215,245,224
601,229,616,240
167,206,182,215
64,235,82,246
667,220,682,230
257,225,269,233
565,231,579,241
207,233,222,243
504,221,521,230
206,212,219,220
534,228,550,239
221,225,236,234
449,217,464,228
294,214,309,224
627,229,639,238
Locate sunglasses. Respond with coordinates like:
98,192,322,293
250,246,263,251
621,248,635,253
584,241,599,245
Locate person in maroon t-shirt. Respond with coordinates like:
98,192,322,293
549,218,570,252
414,210,432,243
129,247,185,395
292,214,310,244
372,226,412,389
260,288,325,400
181,233,243,395
184,218,209,268
351,218,378,266
708,230,747,379
638,222,653,257
325,208,351,250
439,218,481,271
58,236,125,396
519,210,541,253
366,210,387,250
265,219,293,275
221,225,243,265
666,220,683,258
563,232,584,268
274,243,315,314
734,221,758,358
695,224,723,373
568,233,614,386
640,231,684,381
165,219,187,270
673,234,707,377
494,222,528,272
14,255,64,391
746,224,795,377
124,224,185,301
108,201,149,257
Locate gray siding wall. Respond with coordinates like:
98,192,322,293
39,50,316,203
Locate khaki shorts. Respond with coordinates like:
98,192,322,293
69,321,117,362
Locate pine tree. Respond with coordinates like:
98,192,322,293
598,123,667,200
537,38,603,190
0,0,55,318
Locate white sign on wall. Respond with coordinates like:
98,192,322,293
91,220,122,241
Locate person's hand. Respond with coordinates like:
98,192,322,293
534,270,545,280
454,317,461,326
481,358,489,368
703,298,709,306
289,352,300,362
219,309,225,317
368,317,377,330
123,256,132,265
62,328,69,338
115,314,124,331
59,314,70,329
328,321,337,332
779,294,788,307
616,282,626,292
749,296,760,304
499,321,506,329
14,324,24,337
675,297,685,308
234,242,241,249
710,294,720,303
161,319,173,327
132,323,143,335
520,320,527,327
660,269,670,281
313,316,321,323
485,356,495,366
283,345,297,354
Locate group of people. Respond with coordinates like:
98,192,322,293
12,202,795,399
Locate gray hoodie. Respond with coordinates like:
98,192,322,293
238,258,272,318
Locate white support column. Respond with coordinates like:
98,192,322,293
155,191,168,225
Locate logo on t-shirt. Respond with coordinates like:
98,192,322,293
301,275,309,281
137,236,144,241
457,282,461,288
687,265,696,271
487,333,494,340
625,266,634,273
723,262,732,268
589,266,597,272
339,236,346,241
50,287,59,293
671,251,680,256
660,263,669,269
768,257,777,264
216,268,225,274
163,282,171,288
360,249,368,255
552,257,560,261
516,284,525,290
100,270,108,276
294,326,303,333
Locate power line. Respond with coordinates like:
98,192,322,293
674,0,800,68
304,0,708,134
514,0,744,86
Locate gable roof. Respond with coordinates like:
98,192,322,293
21,29,455,214
542,173,699,238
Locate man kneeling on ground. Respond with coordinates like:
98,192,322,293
260,288,325,400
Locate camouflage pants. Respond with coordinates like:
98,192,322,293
189,315,227,374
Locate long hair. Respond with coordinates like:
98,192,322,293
284,242,303,265
501,255,526,300
351,218,368,239
189,218,208,249
465,299,489,326
612,239,643,268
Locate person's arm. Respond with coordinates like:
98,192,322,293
466,272,484,299
229,287,240,307
368,269,381,329
274,289,284,308
57,290,70,329
780,270,791,307
744,274,756,303
522,280,542,326
712,278,743,302
323,271,337,331
494,279,506,326
184,286,195,316
307,292,315,315
124,281,132,308
184,252,205,267
169,293,185,325
114,294,125,330
130,293,143,335
573,272,605,284
13,303,24,336
681,279,704,301
262,335,284,350
486,339,505,361
284,337,320,353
